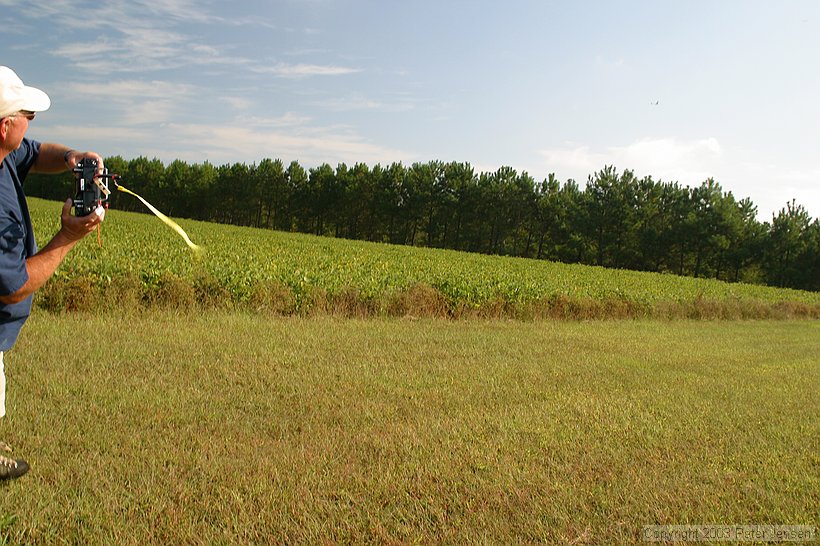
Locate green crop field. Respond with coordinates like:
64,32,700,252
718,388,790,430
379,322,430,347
27,198,820,319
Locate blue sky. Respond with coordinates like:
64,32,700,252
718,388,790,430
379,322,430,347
3,0,818,220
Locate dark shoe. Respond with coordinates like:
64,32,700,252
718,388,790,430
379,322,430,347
0,454,29,480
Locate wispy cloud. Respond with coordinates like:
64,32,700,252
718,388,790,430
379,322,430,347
37,118,417,170
13,0,267,74
7,0,360,91
9,0,414,180
252,63,362,78
162,122,414,167
33,124,156,157
61,80,194,124
595,55,626,70
220,96,255,111
313,93,417,113
539,137,724,185
35,1,353,79
732,160,820,219
63,80,194,99
13,0,274,28
536,137,820,219
52,25,250,74
239,113,315,128
136,0,237,25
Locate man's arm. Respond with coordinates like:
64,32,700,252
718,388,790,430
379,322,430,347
0,199,104,305
31,143,104,174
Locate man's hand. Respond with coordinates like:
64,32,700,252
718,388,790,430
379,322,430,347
59,198,105,242
64,150,105,176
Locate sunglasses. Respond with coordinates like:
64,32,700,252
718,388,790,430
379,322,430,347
1,110,36,126
3,111,36,121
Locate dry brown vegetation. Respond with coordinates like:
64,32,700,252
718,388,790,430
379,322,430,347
36,276,820,320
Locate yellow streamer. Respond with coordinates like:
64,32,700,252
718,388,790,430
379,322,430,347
116,184,201,253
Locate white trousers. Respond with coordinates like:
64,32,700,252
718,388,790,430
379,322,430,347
0,351,5,418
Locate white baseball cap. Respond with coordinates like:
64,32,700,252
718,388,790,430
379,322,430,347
0,66,51,119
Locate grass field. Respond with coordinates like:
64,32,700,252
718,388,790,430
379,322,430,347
0,311,817,544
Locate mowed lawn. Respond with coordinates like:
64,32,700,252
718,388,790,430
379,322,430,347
1,312,817,544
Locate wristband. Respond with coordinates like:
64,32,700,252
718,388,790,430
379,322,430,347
63,149,75,165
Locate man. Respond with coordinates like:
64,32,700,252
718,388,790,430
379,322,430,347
0,66,106,480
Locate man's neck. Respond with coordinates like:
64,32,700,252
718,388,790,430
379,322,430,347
0,142,11,166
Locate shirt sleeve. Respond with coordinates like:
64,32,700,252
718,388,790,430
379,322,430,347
12,138,41,179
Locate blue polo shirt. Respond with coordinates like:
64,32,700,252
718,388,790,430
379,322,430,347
0,138,40,351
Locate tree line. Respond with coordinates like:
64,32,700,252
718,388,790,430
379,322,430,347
25,157,819,291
